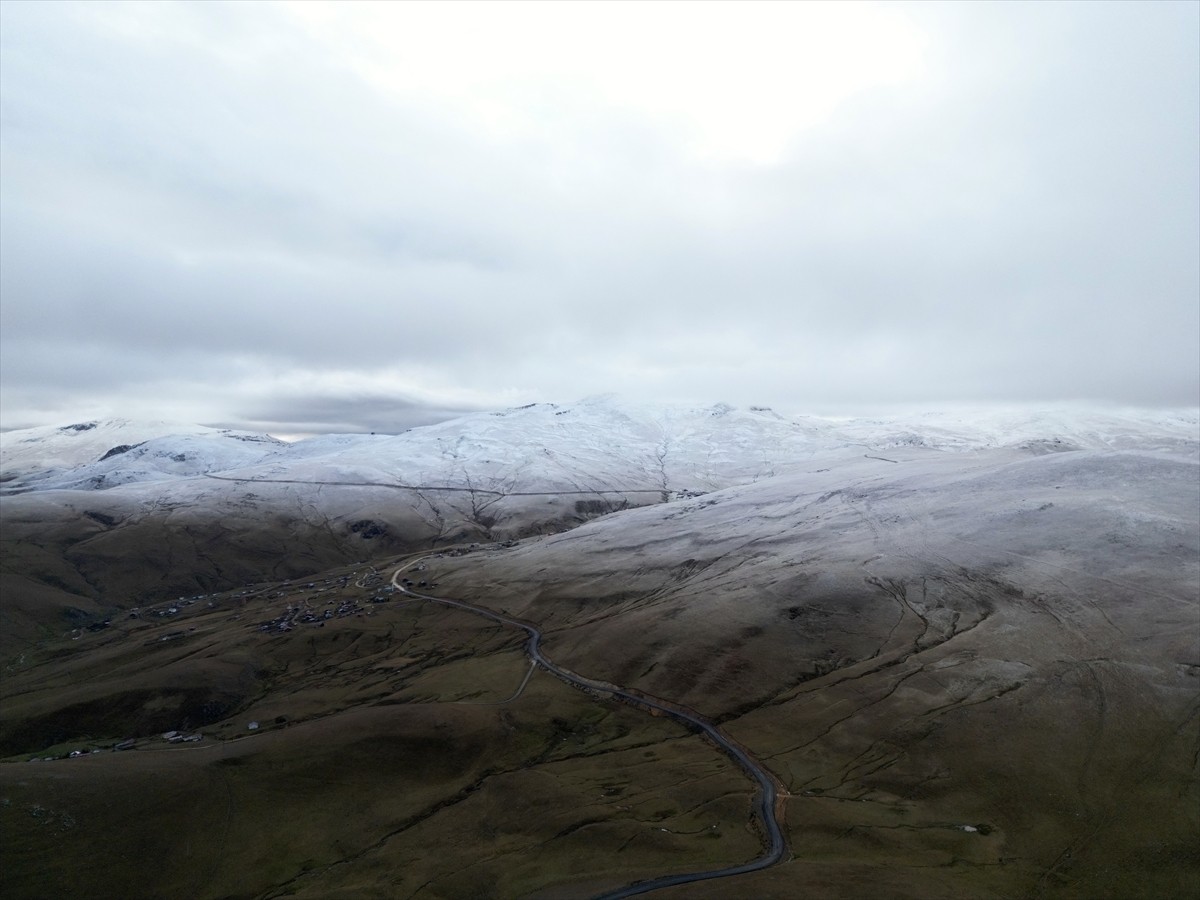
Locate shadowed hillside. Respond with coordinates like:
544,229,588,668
2,406,1197,898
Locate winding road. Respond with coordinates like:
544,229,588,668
206,473,665,498
390,563,788,898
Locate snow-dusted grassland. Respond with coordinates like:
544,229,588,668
1,399,1196,898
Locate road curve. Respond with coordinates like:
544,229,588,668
390,565,788,898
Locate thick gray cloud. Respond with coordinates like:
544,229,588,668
1,0,1196,433
230,394,480,437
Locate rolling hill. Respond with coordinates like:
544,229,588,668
1,399,1196,898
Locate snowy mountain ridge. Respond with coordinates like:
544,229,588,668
0,419,290,492
2,399,1197,497
2,401,1196,900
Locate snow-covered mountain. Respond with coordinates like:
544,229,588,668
3,398,1196,498
1,397,1196,644
827,406,1200,455
2,398,1196,899
0,419,288,491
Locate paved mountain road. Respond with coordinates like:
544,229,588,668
390,563,788,898
206,473,666,497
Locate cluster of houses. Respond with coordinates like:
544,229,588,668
29,748,103,762
256,582,398,635
258,600,357,633
127,591,213,621
79,567,408,643
128,577,288,624
439,540,519,558
28,737,139,762
397,576,436,590
160,730,202,744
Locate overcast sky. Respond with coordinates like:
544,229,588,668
2,0,1197,434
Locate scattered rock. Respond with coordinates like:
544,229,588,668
349,520,387,539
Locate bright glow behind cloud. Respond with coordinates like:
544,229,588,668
1,0,1195,431
283,0,929,165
